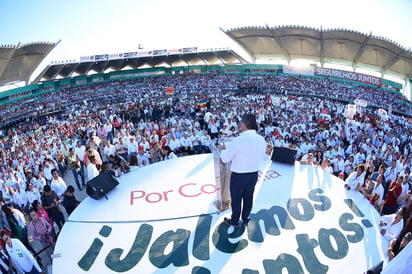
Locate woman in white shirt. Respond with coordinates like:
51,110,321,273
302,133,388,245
343,154,355,179
164,146,178,160
50,168,67,198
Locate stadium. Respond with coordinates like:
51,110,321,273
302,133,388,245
0,22,411,274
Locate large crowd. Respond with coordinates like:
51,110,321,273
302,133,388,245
0,73,411,272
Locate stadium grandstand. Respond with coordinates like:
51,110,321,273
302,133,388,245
0,41,60,86
0,26,412,274
0,26,411,131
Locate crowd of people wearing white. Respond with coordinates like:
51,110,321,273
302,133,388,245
0,73,411,271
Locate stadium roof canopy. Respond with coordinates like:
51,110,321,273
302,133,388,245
34,48,247,82
3,26,412,87
222,25,412,79
0,41,59,86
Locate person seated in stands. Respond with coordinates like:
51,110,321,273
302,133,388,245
138,137,150,153
331,153,345,176
359,179,375,199
343,154,355,180
190,130,202,154
344,164,365,190
381,175,404,215
397,176,410,208
115,137,128,161
103,140,116,162
384,160,400,193
323,146,334,160
219,123,231,139
137,146,150,167
295,140,304,161
283,134,293,149
369,192,381,211
199,130,212,154
387,232,411,261
345,142,357,159
149,142,163,163
163,146,177,160
300,152,314,165
180,132,194,156
354,148,366,166
168,134,181,155
265,143,273,157
369,175,385,209
370,164,386,183
301,139,312,155
320,158,333,174
313,150,324,166
379,207,406,241
127,135,139,160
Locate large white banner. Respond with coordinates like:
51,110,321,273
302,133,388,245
53,154,389,273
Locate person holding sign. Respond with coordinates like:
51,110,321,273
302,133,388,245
220,113,266,228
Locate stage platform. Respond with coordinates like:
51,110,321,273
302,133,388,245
53,154,389,273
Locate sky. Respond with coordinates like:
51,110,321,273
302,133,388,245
1,0,412,82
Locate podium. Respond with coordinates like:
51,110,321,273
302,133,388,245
209,142,231,211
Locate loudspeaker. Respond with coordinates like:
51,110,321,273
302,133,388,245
271,146,297,164
86,171,119,200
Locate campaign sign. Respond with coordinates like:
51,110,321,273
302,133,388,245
165,86,174,95
53,154,388,273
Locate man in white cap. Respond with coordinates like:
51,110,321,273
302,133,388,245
127,136,139,161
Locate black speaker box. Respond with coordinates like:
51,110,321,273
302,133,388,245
271,146,297,164
86,171,119,200
364,260,383,274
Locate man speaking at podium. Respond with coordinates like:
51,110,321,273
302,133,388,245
220,113,266,228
